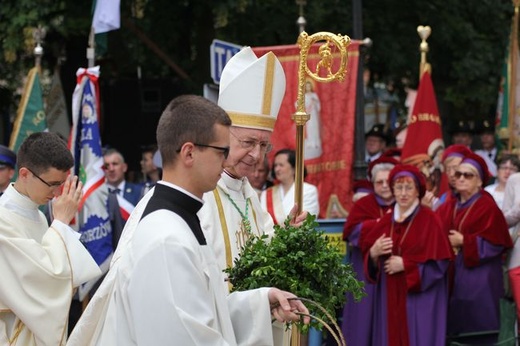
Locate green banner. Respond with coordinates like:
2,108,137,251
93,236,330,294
10,67,47,153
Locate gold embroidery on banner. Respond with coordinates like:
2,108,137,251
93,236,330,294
262,53,275,115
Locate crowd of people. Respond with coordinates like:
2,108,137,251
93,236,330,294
341,119,520,345
1,42,519,346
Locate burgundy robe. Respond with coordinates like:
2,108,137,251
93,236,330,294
341,193,392,345
436,190,513,338
360,204,453,346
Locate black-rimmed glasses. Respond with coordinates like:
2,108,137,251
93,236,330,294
194,143,230,159
175,143,230,159
26,167,65,189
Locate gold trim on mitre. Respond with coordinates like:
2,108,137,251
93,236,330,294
227,111,277,131
262,52,276,116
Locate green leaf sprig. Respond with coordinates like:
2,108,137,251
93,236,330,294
224,214,366,332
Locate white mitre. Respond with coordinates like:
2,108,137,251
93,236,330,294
218,47,286,132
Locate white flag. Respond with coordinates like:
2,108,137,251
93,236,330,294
92,0,121,34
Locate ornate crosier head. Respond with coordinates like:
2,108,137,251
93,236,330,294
292,32,351,214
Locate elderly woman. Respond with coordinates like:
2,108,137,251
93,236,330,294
435,144,472,209
261,149,319,224
436,152,513,343
341,156,398,345
360,164,452,346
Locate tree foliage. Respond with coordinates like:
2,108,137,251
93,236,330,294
0,0,515,125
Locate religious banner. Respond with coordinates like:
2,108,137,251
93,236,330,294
10,67,47,153
401,71,445,196
496,27,520,149
46,67,71,139
70,66,112,300
253,41,360,218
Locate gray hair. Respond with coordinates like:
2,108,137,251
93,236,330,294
370,163,395,183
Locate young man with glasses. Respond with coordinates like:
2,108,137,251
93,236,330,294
68,94,309,345
0,132,100,345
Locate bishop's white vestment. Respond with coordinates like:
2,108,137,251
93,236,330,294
199,172,275,281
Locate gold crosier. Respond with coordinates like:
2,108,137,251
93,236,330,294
292,31,350,215
290,31,350,346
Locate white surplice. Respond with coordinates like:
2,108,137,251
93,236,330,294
260,182,320,224
0,184,101,346
68,183,275,346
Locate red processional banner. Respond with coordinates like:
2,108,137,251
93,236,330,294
253,41,360,218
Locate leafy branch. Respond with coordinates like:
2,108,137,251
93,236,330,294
224,214,366,332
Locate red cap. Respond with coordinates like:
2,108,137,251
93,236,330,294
367,156,400,180
352,179,373,193
388,164,427,199
460,152,491,185
442,144,472,162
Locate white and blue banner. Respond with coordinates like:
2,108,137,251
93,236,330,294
70,66,112,301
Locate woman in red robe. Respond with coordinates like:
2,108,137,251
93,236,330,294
341,156,397,345
360,164,453,346
436,152,513,344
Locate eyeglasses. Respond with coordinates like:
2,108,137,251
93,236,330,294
499,165,518,172
194,143,230,159
26,167,65,189
454,171,476,180
176,143,230,159
393,184,415,193
230,132,273,153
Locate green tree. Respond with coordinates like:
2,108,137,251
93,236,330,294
0,0,515,129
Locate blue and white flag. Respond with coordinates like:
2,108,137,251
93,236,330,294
70,66,112,301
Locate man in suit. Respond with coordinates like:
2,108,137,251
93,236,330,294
103,148,143,206
365,124,390,163
103,148,143,249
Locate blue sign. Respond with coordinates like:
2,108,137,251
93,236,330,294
210,39,243,85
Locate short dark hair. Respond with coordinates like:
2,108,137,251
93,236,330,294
156,95,231,167
17,132,73,174
103,148,125,162
498,154,520,171
273,148,307,178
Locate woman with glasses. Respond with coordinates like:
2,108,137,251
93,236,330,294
260,148,319,224
436,152,512,344
484,154,520,210
341,156,397,346
360,164,452,346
